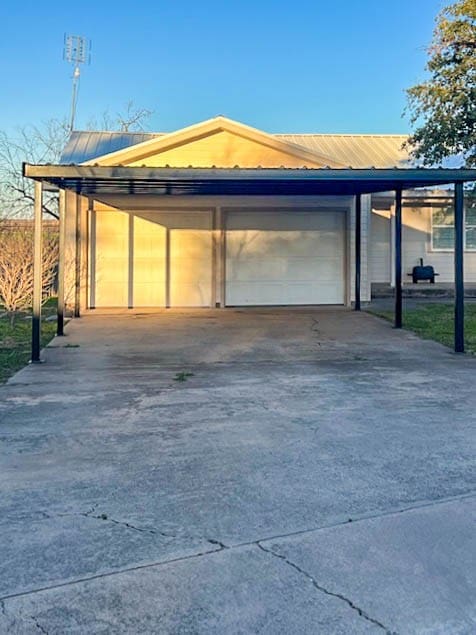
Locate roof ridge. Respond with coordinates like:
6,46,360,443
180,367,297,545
70,130,409,139
275,133,409,138
71,130,162,136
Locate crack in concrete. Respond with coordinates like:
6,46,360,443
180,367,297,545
83,513,229,552
37,505,230,549
1,493,471,616
85,513,177,539
206,538,228,550
0,600,45,634
256,542,396,634
30,615,49,634
0,544,224,604
231,490,476,549
37,506,177,540
80,509,224,548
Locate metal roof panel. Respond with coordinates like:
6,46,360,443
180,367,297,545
276,134,410,168
60,130,411,168
60,131,161,164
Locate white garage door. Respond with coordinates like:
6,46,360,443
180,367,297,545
225,211,345,306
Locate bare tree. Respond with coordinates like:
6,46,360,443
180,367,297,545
0,102,153,220
0,119,69,219
0,221,59,318
88,101,153,132
115,101,153,132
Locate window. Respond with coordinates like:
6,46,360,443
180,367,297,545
431,198,476,251
432,206,454,250
465,202,476,250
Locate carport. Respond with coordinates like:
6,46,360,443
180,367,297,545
23,164,476,358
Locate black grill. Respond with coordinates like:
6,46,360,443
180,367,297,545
408,259,439,284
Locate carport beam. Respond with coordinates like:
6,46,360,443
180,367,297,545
354,194,361,310
394,188,402,328
31,181,43,362
454,182,464,353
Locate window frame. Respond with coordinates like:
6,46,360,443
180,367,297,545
465,202,476,251
430,199,476,252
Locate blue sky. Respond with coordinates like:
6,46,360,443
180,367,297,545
0,0,443,135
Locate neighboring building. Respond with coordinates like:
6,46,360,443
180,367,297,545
55,116,475,309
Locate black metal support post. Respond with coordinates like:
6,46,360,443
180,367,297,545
454,182,465,353
31,181,43,362
57,189,65,336
354,194,361,311
394,188,402,328
74,193,81,318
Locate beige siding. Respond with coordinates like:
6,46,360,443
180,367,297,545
168,213,213,307
133,215,167,307
95,210,129,307
369,210,391,283
64,191,88,308
63,190,75,308
79,196,89,311
126,130,322,168
369,201,476,284
403,206,476,282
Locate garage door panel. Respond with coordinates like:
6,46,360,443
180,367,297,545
226,211,345,306
285,257,340,280
227,211,342,231
227,257,286,281
227,281,284,305
227,230,316,258
225,230,263,258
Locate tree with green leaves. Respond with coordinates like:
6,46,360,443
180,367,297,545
406,0,476,167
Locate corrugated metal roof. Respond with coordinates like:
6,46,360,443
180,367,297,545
60,130,410,168
276,134,410,168
60,131,162,164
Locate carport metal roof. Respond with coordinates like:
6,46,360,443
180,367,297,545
23,163,476,360
23,164,476,196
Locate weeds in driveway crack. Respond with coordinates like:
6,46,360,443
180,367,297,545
256,543,396,634
173,371,194,382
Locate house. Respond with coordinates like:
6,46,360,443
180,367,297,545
51,116,475,311
24,116,476,357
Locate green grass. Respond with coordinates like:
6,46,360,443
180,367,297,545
369,303,476,354
0,299,57,383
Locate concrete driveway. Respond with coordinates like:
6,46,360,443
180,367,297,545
0,307,474,634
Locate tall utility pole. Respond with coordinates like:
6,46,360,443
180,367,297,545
63,34,91,132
